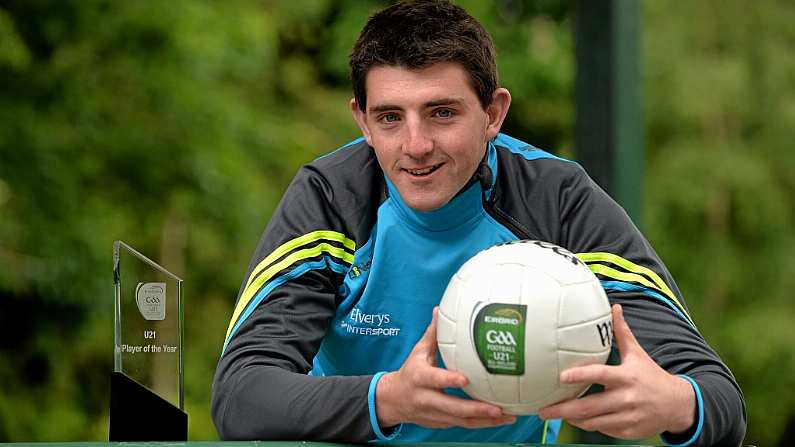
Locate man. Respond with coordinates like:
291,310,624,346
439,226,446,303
212,1,746,445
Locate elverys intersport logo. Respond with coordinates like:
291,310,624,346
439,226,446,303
473,303,526,375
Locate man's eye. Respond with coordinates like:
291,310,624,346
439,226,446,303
434,109,453,118
381,113,400,123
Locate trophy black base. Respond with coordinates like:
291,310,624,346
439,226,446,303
109,371,188,441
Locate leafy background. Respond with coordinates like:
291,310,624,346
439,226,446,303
0,1,792,445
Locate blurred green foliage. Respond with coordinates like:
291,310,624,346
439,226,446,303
0,0,791,445
643,2,795,445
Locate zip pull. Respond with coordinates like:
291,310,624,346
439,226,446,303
475,159,493,202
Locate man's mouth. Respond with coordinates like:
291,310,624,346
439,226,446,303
403,163,444,177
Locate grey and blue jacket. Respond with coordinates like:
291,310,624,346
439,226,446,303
211,133,746,446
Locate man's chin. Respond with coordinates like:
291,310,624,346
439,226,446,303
391,180,456,212
403,195,450,212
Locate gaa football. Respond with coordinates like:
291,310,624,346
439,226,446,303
436,240,613,415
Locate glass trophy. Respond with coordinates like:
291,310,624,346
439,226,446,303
109,241,187,441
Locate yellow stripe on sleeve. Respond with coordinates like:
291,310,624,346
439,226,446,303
586,264,692,322
225,233,355,341
243,230,356,293
576,252,693,324
577,252,677,300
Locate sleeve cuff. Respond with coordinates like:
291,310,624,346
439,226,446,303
368,371,402,442
661,374,705,447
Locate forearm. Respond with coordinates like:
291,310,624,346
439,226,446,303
556,166,746,445
661,371,746,447
619,297,747,446
213,364,375,441
213,269,363,440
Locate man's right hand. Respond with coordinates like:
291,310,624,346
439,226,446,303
375,307,517,429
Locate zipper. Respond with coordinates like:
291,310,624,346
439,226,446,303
482,196,533,241
476,154,534,241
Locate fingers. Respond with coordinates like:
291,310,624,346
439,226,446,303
566,412,624,435
538,389,622,421
431,414,517,429
420,413,517,430
557,305,641,388
414,307,439,358
567,411,649,440
559,363,622,388
410,307,469,389
415,393,516,428
414,365,468,389
612,304,640,360
433,393,505,419
539,306,684,440
384,307,520,431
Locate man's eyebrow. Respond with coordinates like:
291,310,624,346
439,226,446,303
424,97,465,107
369,104,403,113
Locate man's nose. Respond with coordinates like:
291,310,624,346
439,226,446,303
402,119,433,159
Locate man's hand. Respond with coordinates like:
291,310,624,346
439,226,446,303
375,307,517,429
538,304,696,439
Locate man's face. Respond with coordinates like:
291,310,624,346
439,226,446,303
352,62,508,212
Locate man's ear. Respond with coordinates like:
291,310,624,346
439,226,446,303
485,88,512,141
350,98,374,146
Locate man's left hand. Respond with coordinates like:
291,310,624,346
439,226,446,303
538,304,696,440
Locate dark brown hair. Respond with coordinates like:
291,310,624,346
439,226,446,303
349,0,498,112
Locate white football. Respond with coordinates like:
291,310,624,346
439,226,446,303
437,240,613,415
